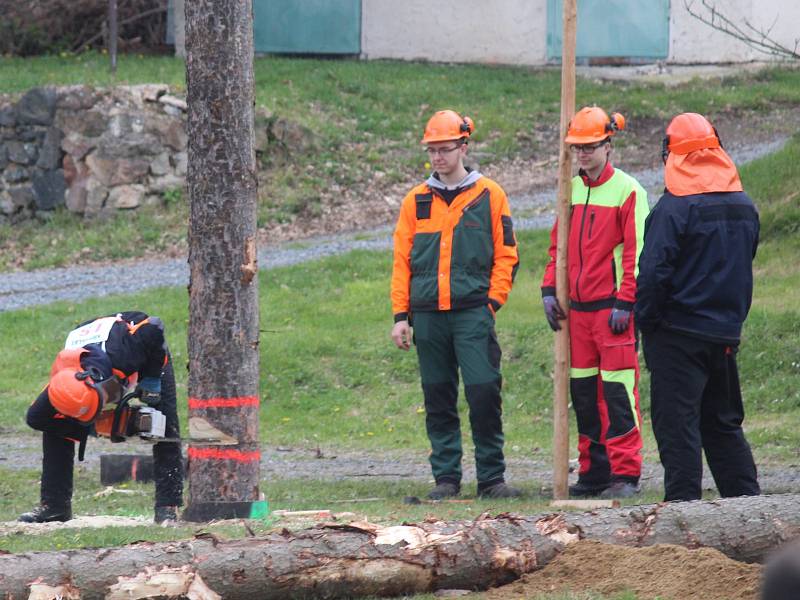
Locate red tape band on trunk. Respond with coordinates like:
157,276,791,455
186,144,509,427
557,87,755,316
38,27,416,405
188,396,259,409
188,447,261,462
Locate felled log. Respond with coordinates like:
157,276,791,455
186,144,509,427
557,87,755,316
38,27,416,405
2,494,799,599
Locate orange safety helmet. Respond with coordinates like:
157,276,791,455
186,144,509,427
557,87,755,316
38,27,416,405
421,110,475,144
565,107,625,144
663,113,742,196
48,368,102,423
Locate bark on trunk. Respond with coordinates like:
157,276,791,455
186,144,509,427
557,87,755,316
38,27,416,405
2,494,799,599
184,0,260,517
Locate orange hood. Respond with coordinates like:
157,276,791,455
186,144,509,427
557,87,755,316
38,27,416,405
665,148,743,197
664,112,742,196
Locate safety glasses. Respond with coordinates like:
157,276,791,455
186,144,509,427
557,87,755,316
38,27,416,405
425,143,463,156
570,140,608,154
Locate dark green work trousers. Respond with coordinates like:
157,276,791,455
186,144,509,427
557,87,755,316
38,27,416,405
413,306,506,490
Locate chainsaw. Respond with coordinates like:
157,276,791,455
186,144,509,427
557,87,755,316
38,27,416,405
94,391,169,443
93,390,237,445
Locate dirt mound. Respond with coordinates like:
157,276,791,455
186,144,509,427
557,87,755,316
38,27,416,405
482,540,762,600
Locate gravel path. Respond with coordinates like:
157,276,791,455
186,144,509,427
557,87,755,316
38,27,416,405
0,138,787,313
5,431,800,496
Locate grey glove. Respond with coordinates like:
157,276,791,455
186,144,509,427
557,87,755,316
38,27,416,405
608,308,631,334
136,376,162,407
542,295,566,331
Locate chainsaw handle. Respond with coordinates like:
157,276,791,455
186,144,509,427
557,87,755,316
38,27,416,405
109,391,139,443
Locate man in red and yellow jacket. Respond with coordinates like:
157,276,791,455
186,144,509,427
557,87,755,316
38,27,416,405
391,110,520,500
541,107,649,498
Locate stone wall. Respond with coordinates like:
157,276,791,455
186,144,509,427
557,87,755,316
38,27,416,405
0,85,187,223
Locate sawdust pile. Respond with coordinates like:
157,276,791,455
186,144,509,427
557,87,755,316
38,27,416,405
482,540,762,600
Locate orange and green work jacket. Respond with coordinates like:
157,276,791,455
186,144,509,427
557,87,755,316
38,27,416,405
541,162,649,311
391,171,519,321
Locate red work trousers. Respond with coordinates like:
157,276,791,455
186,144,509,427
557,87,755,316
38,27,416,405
569,308,642,483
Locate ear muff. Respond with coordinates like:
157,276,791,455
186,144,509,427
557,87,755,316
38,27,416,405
607,112,625,133
460,116,475,137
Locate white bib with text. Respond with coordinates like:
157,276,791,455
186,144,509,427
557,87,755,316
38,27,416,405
64,316,119,350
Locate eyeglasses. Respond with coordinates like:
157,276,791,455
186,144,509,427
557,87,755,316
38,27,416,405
570,141,608,154
425,144,462,156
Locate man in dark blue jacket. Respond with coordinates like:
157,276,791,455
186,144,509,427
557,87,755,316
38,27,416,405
636,113,760,502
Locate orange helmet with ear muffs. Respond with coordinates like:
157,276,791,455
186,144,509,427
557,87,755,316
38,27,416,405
421,110,475,144
663,112,742,196
48,368,102,423
565,107,625,144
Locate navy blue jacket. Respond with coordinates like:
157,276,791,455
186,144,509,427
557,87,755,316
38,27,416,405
75,311,166,380
635,190,759,344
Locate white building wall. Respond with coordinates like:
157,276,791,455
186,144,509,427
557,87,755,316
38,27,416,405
669,0,800,63
171,0,797,66
360,0,548,65
361,0,798,65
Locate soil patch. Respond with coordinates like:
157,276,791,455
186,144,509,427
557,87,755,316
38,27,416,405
480,539,762,600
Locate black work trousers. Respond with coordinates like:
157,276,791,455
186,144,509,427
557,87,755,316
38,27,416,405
26,361,183,509
644,328,760,502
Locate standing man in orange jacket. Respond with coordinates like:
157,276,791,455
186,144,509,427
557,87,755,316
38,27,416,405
541,107,649,499
391,109,521,500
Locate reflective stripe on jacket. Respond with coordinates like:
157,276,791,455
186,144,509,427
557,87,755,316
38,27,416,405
391,175,519,318
541,163,649,311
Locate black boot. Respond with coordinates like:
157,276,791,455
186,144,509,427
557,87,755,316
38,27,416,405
18,503,72,523
478,482,523,499
599,477,640,499
568,480,610,498
427,481,460,500
154,505,179,524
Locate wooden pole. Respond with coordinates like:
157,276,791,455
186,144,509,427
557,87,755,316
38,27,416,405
552,0,577,500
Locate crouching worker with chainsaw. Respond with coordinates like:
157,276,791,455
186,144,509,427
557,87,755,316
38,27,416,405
19,311,183,524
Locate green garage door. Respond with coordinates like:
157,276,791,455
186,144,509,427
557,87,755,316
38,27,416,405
547,0,669,60
253,0,361,54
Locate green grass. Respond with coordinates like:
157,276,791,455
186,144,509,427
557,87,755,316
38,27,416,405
2,56,800,270
1,136,798,543
0,61,797,600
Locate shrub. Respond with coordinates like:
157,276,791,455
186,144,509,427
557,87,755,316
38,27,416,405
0,0,168,57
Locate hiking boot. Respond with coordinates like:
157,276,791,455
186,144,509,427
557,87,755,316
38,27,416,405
427,481,460,500
568,480,609,498
478,482,523,499
18,504,72,523
154,505,179,524
600,480,640,499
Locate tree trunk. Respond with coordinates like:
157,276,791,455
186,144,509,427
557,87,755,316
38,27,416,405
108,0,118,74
184,0,261,520
2,494,799,599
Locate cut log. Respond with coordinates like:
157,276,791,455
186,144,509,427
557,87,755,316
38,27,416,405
2,494,799,599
